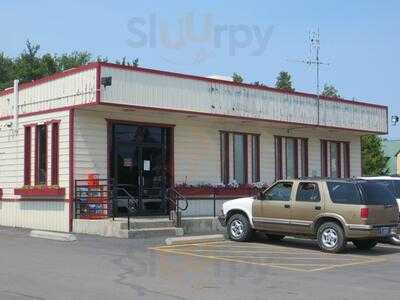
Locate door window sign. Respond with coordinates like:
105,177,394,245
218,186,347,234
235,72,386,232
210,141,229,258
123,158,133,167
143,160,151,171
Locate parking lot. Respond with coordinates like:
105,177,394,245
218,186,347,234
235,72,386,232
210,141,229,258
151,239,392,272
1,227,400,299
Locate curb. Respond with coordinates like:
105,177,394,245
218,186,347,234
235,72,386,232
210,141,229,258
30,230,77,242
165,234,225,246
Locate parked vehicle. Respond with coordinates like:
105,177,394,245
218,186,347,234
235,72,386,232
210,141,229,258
218,179,399,253
359,176,400,245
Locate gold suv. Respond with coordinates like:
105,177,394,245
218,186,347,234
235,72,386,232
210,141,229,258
219,179,399,252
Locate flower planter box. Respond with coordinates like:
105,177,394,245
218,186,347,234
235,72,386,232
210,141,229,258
14,187,66,197
175,187,214,197
214,187,256,197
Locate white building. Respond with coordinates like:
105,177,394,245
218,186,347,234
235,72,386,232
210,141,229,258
0,62,388,232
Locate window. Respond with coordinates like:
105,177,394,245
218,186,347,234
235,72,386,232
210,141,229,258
327,181,361,204
24,126,32,186
392,181,400,198
321,140,350,178
359,182,396,205
51,122,59,185
286,138,298,179
330,142,341,178
233,134,247,184
296,182,320,202
264,182,293,201
35,125,47,185
220,132,229,184
251,135,260,182
275,136,307,180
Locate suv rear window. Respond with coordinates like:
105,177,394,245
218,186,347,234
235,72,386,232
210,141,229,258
359,182,397,205
393,181,400,198
327,181,362,204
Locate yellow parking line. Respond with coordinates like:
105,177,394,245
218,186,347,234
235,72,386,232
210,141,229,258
155,248,309,272
150,241,228,251
217,255,366,261
152,247,386,272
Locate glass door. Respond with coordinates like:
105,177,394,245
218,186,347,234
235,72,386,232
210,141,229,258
112,124,169,216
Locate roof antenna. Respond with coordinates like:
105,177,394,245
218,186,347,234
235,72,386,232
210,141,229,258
288,28,330,125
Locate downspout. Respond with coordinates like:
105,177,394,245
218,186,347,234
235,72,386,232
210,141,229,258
13,79,19,132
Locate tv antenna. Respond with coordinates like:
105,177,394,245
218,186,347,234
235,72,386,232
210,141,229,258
288,29,330,125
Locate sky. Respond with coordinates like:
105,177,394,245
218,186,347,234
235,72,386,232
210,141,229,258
1,0,399,138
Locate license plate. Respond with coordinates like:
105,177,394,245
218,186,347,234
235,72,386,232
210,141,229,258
377,227,391,236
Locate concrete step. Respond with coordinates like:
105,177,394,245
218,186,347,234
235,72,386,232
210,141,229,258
126,227,184,238
120,219,174,230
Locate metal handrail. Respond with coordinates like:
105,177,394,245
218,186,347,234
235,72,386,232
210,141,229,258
111,184,139,230
166,187,189,227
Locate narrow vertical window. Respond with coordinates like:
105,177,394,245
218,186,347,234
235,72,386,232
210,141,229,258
220,132,229,184
24,126,32,186
343,142,350,178
321,140,328,177
330,142,341,178
35,125,47,185
251,135,260,182
233,133,247,184
300,138,309,177
286,138,298,179
275,136,283,180
51,122,59,185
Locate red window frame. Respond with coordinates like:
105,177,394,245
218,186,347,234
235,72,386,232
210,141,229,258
51,122,60,185
321,140,328,177
274,136,283,180
300,138,309,177
343,142,350,178
251,135,260,182
220,132,230,184
24,126,32,186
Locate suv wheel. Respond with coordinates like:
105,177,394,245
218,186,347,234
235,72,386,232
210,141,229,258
227,214,253,242
353,240,378,250
389,234,400,246
266,234,285,241
317,222,346,253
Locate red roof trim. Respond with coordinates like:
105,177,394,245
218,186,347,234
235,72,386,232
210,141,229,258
0,63,98,97
99,62,387,110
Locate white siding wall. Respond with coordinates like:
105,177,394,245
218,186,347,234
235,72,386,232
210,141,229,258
74,107,362,186
100,66,387,134
0,111,70,232
0,67,97,118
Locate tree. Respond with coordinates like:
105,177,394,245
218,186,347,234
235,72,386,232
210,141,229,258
115,57,139,67
0,52,15,90
361,135,389,176
232,73,243,83
0,41,139,90
321,84,340,98
275,71,294,91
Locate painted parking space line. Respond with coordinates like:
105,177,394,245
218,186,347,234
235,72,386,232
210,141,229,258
150,241,388,272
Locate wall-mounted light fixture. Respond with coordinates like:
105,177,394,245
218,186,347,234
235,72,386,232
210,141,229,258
392,115,399,126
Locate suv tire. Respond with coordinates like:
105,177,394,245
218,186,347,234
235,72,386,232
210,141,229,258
266,234,285,241
389,234,400,246
353,240,378,250
317,222,346,253
227,214,253,242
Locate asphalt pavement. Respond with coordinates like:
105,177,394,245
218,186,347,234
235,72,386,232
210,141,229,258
0,227,399,300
